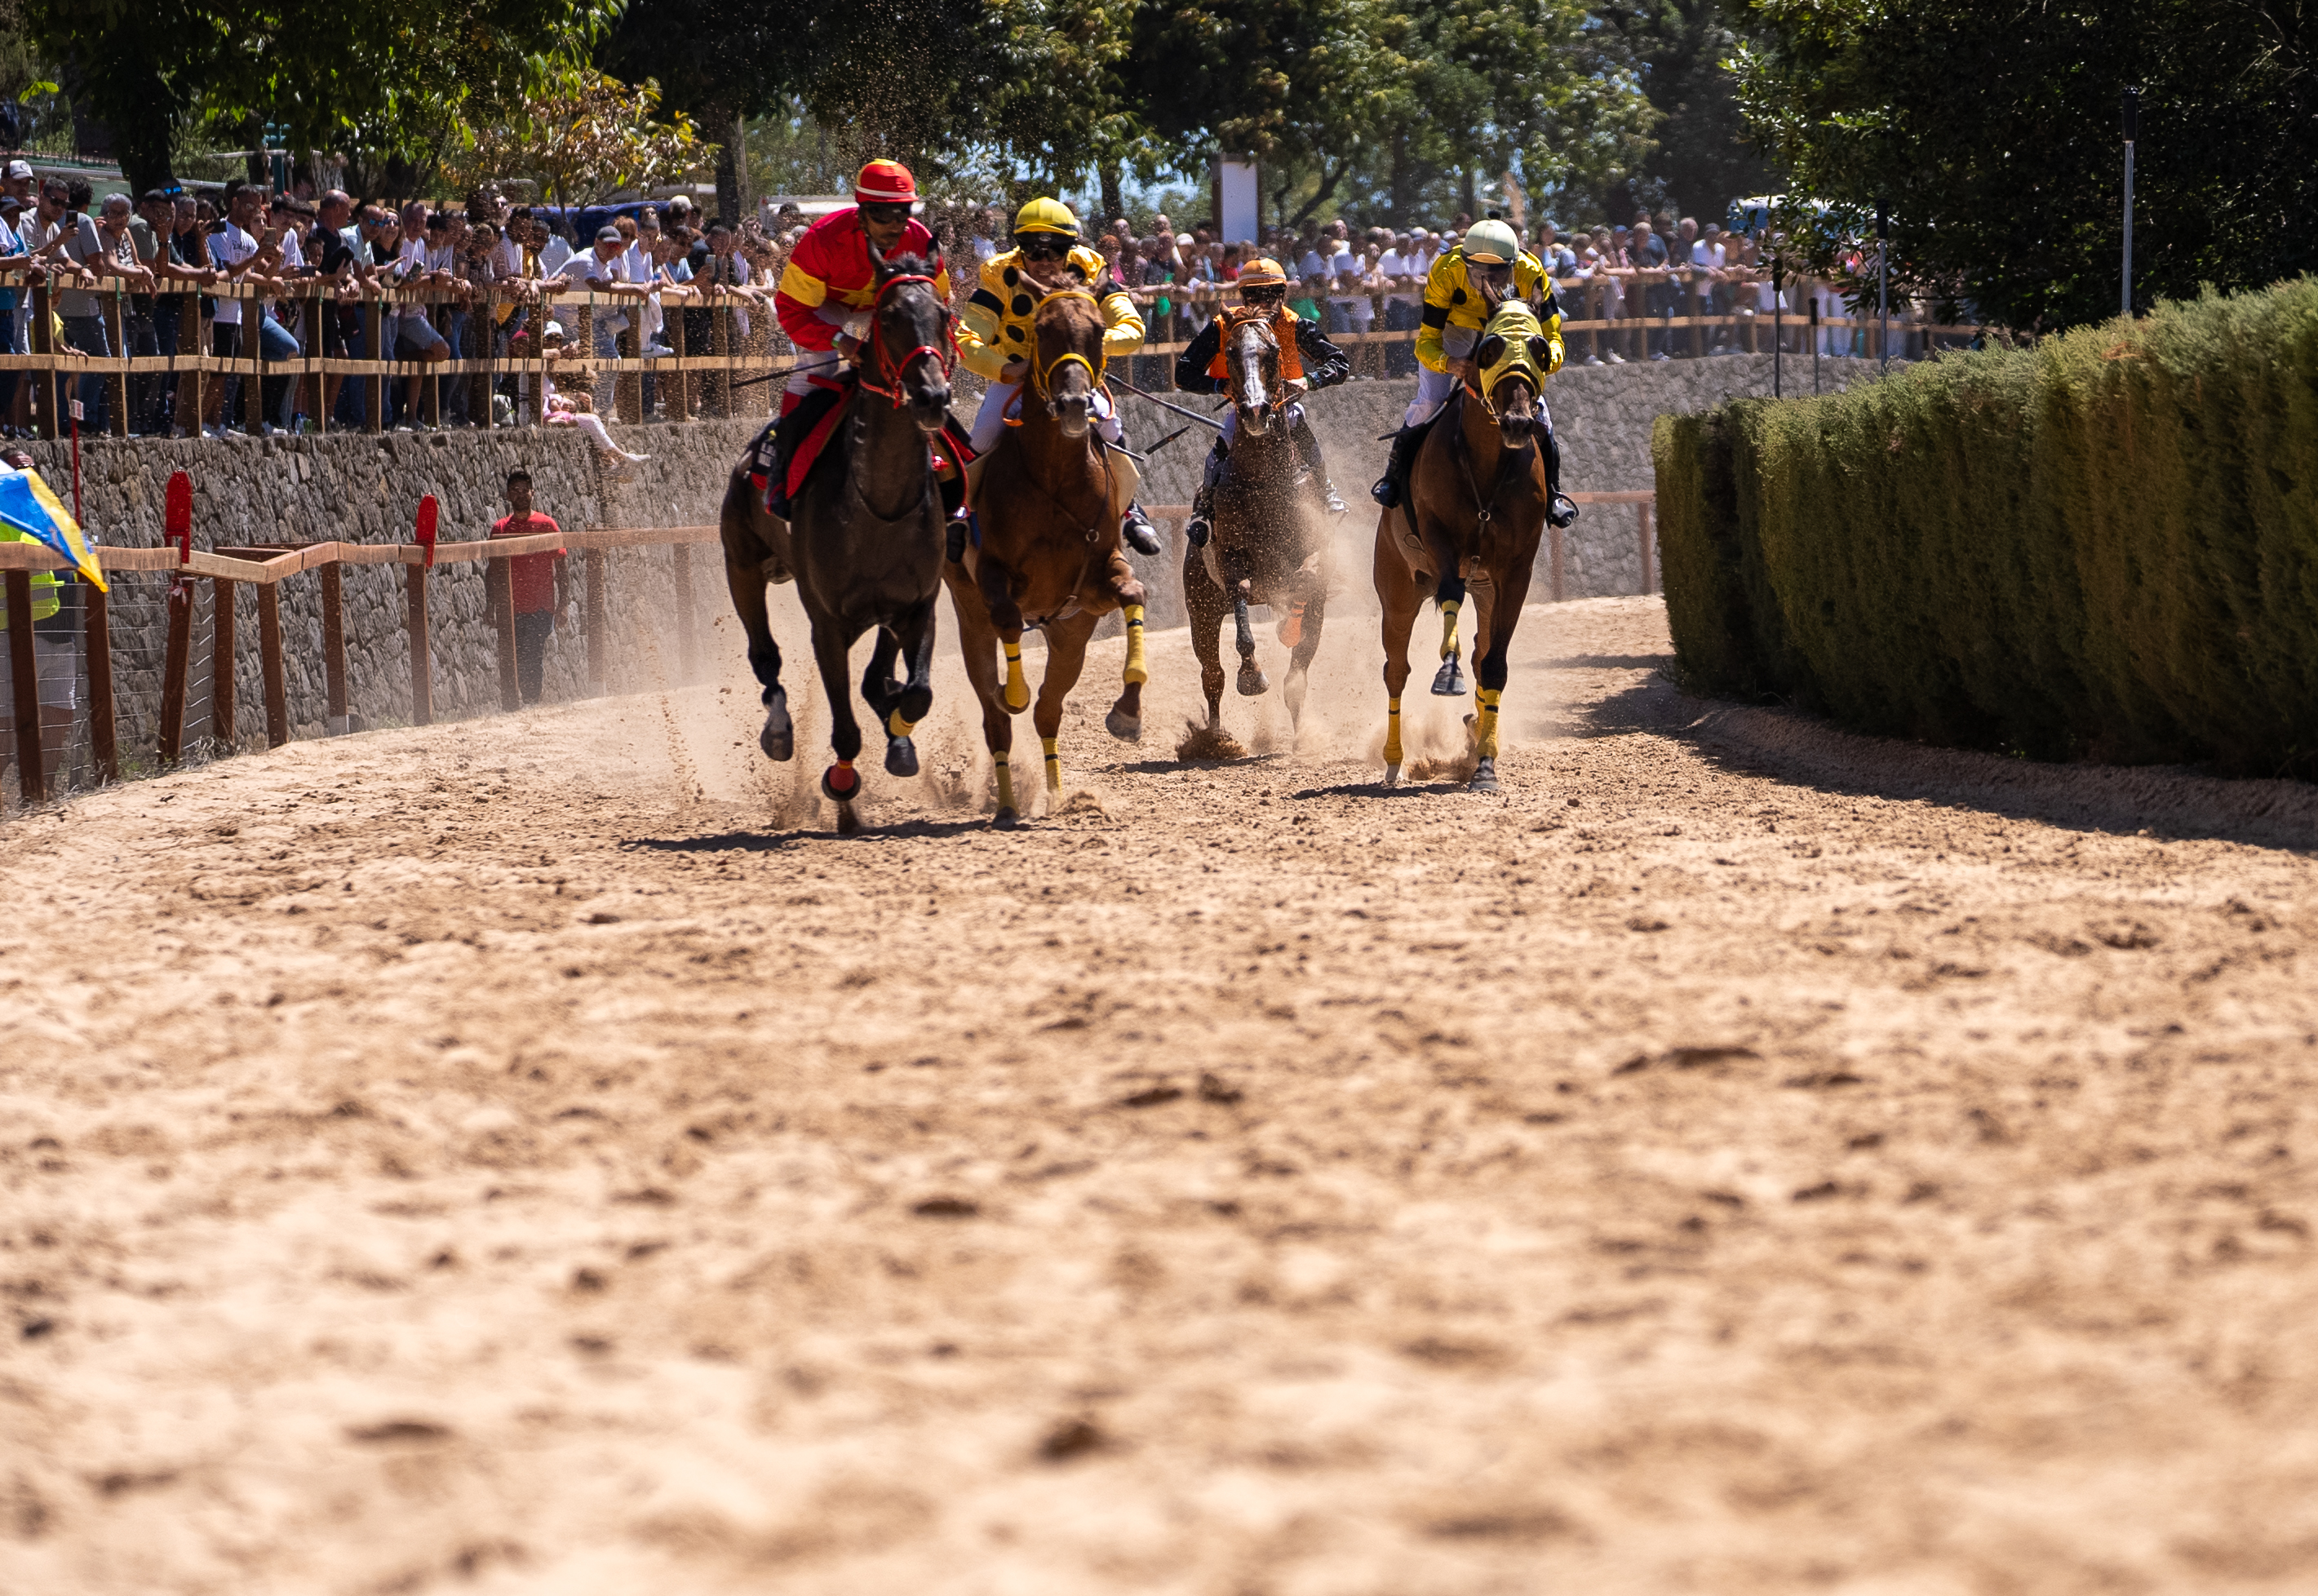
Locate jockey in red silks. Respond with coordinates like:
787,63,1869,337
774,159,951,416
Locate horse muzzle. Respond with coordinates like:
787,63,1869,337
1052,394,1093,437
909,380,951,432
1237,401,1273,437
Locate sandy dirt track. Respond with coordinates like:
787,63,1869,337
5,592,2318,1596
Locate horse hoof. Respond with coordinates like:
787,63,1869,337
759,689,794,760
992,807,1019,830
1105,708,1143,742
821,764,862,805
1235,665,1270,697
1384,763,1402,787
1430,659,1466,698
884,737,919,778
1470,758,1500,795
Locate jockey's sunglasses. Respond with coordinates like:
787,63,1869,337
859,202,911,228
1239,285,1286,307
1015,231,1073,260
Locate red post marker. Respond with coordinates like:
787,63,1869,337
415,494,439,569
164,470,193,565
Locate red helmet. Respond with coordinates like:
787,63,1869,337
854,161,919,206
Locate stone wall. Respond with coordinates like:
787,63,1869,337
15,418,762,779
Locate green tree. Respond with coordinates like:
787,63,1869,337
1730,0,2318,330
1600,0,1775,224
22,0,616,197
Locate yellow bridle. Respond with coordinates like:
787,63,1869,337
1027,286,1105,404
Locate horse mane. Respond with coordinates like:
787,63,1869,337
876,250,942,282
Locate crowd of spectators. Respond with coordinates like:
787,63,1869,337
0,165,779,453
939,202,1942,383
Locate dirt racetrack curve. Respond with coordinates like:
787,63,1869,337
6,589,2318,1595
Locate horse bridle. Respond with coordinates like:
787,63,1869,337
858,270,957,409
1029,286,1104,406
1223,308,1281,415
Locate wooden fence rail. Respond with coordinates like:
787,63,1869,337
1,524,718,808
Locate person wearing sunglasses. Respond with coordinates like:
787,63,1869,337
1170,255,1352,547
956,196,1162,555
765,160,951,512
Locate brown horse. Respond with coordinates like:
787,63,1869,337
944,287,1149,825
1372,300,1555,793
1182,310,1332,734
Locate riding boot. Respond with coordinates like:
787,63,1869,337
1291,414,1346,516
1120,502,1163,556
946,511,972,565
1371,419,1428,508
1186,439,1228,548
1544,426,1579,529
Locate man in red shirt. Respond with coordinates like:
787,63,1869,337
490,469,570,705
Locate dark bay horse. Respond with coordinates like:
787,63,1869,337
1372,300,1556,793
1183,309,1332,734
944,287,1148,825
718,249,955,831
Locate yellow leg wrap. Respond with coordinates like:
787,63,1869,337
1041,736,1062,793
1475,687,1501,760
1384,697,1403,765
1122,604,1149,686
1003,643,1029,712
993,751,1015,814
887,707,917,738
1439,600,1461,660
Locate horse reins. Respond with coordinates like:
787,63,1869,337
858,270,957,408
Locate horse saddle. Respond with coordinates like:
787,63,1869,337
763,372,977,521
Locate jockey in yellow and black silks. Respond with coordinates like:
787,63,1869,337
1172,256,1353,547
1370,217,1573,527
956,197,1161,556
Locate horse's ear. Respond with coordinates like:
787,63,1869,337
925,246,943,278
1474,334,1507,371
1526,335,1552,367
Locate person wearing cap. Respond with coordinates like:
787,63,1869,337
773,160,947,416
956,196,1162,555
0,192,28,425
1170,255,1351,545
1370,216,1571,526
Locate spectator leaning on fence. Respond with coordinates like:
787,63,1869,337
0,192,26,429
490,469,573,706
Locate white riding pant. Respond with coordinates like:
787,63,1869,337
1403,325,1479,427
783,345,842,408
970,380,1124,454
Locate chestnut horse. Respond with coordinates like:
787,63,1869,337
1182,309,1332,734
1372,300,1554,793
718,248,954,831
944,287,1149,825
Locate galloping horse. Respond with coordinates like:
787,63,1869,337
1183,309,1332,734
717,247,955,832
945,286,1149,825
1372,298,1555,793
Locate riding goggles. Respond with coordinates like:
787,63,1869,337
1015,231,1075,260
859,202,912,228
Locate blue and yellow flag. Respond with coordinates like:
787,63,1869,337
0,463,104,592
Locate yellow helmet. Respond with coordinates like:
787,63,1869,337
1013,197,1081,238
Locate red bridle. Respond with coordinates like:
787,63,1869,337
858,272,957,407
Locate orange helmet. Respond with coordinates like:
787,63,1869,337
1236,256,1288,287
854,160,918,206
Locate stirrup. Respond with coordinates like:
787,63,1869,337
1185,512,1211,549
1121,505,1162,556
1321,481,1347,516
1370,473,1400,509
1548,492,1579,530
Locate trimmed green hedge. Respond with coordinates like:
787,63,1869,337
1654,277,2318,776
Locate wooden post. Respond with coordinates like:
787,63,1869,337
671,543,695,685
30,280,59,441
246,295,265,436
104,291,130,437
211,577,237,749
406,561,432,726
86,581,117,784
320,561,349,732
667,295,688,420
256,581,288,748
711,300,732,419
1638,499,1655,595
365,299,386,434
1548,522,1566,604
180,288,205,436
583,546,607,691
490,559,520,710
158,577,193,765
424,305,444,430
617,317,640,423
6,571,44,805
